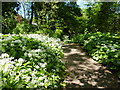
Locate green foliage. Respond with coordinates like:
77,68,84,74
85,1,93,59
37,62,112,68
12,22,32,34
71,32,120,72
2,12,17,34
2,2,20,34
2,2,120,36
84,2,120,33
35,21,63,39
33,2,82,38
0,34,65,89
53,29,63,38
2,2,19,16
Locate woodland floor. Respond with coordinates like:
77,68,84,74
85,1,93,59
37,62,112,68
62,43,120,89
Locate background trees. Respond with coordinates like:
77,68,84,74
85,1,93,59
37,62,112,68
2,1,120,36
2,2,20,34
84,2,120,33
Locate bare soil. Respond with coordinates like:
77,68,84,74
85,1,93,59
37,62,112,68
62,43,120,89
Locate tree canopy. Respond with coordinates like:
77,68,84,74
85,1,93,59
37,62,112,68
2,2,120,35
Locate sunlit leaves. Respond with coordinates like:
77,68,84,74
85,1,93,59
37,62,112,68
72,32,120,70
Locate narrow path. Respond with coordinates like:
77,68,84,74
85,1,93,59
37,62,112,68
62,43,119,89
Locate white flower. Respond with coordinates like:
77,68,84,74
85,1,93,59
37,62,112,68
15,40,22,43
44,79,48,83
24,52,27,56
0,59,6,65
39,63,47,68
4,37,12,41
16,63,22,66
52,75,55,78
10,71,16,76
35,65,40,69
18,58,24,63
28,53,32,57
38,82,44,86
11,44,14,46
31,71,37,76
34,49,41,52
41,64,45,68
38,77,44,80
20,69,26,73
27,68,32,72
0,57,13,66
21,75,28,80
26,76,31,82
3,64,9,72
1,53,9,58
8,63,14,68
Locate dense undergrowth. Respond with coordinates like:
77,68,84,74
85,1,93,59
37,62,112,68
71,32,120,78
0,34,65,89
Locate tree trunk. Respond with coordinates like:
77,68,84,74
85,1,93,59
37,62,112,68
30,2,34,24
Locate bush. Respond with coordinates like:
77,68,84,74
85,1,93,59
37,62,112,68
0,34,65,89
2,12,17,34
71,32,120,77
35,27,63,39
12,22,32,34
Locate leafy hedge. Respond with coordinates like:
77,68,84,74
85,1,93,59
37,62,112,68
0,34,65,89
71,32,120,77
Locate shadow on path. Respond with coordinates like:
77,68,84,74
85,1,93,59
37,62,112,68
62,43,119,88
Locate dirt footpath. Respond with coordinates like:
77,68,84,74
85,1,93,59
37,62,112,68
62,43,120,89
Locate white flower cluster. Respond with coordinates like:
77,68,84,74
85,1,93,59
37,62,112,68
26,34,61,48
0,53,47,87
0,53,61,88
39,62,47,68
0,56,12,76
0,34,64,88
11,40,22,43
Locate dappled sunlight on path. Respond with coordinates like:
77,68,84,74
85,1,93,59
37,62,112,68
62,43,119,88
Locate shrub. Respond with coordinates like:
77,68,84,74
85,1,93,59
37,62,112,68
71,32,120,77
12,22,32,34
2,12,17,34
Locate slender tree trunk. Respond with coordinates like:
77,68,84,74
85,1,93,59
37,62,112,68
30,2,34,24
